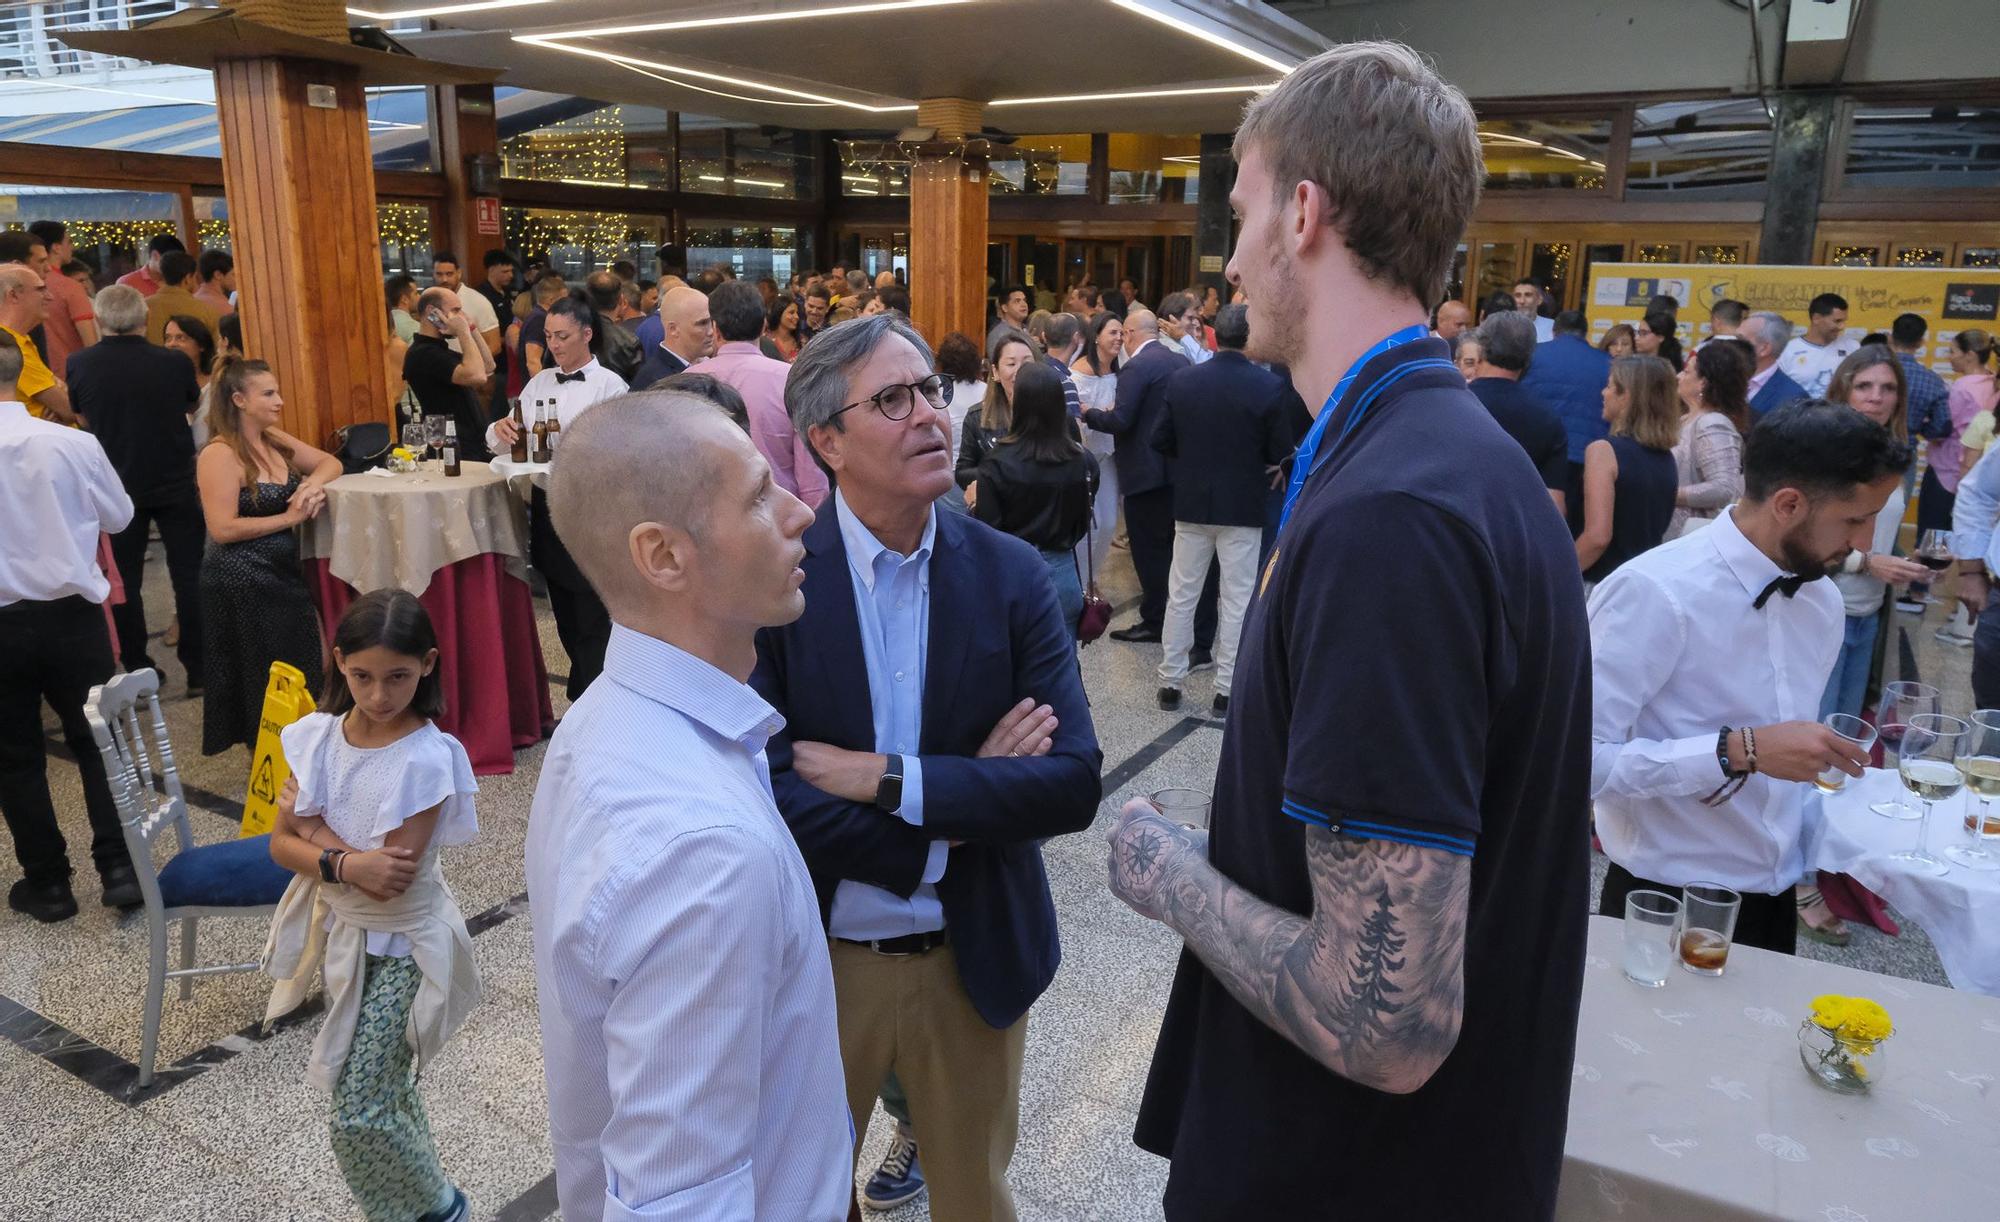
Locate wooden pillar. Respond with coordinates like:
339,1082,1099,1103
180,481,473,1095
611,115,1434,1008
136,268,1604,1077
439,83,503,269
909,98,988,350
214,56,389,445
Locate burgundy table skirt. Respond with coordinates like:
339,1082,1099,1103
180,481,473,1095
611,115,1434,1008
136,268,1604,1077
306,553,553,775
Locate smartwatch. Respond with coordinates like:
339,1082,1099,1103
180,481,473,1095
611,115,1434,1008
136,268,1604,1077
875,754,905,813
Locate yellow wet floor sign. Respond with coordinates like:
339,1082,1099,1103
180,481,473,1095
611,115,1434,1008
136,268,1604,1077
240,661,316,837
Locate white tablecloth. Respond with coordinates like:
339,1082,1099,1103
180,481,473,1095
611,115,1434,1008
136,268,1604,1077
487,454,552,496
300,463,528,596
1809,768,2000,997
1559,916,2000,1221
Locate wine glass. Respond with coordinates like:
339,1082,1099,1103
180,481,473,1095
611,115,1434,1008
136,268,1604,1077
1947,708,2000,872
1915,530,1954,582
398,421,425,472
1890,712,1965,878
424,415,449,471
1872,681,1940,819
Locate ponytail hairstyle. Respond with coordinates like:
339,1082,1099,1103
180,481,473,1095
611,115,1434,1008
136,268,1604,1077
1958,329,2000,429
204,355,295,487
321,588,445,720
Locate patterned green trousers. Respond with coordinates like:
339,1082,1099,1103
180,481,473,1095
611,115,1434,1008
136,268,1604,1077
331,954,455,1222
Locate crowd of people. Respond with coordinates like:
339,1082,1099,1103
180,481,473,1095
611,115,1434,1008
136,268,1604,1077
5,37,2000,1222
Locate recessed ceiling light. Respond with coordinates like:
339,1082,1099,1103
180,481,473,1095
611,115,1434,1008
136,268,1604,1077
1106,0,1295,75
347,0,555,20
526,0,975,40
990,83,1271,107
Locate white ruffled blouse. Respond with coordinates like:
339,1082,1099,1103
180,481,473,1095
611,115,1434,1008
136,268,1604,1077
280,711,478,955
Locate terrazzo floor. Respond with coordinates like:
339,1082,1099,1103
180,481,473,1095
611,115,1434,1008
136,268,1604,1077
0,529,1969,1221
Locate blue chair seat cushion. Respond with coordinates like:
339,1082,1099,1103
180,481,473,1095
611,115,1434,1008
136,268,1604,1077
156,834,295,908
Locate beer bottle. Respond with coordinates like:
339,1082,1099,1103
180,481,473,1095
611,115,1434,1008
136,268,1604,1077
508,396,528,463
545,399,562,454
531,399,550,464
442,418,461,477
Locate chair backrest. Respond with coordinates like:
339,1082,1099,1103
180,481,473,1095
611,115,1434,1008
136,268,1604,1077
84,669,194,914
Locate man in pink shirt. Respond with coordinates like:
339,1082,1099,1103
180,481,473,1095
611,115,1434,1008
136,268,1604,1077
27,222,97,376
116,233,183,298
695,280,828,509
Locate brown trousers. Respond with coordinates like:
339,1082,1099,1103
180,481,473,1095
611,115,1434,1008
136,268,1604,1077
830,941,1027,1222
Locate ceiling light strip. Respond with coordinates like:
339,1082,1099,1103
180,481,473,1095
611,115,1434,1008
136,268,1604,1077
523,36,914,113
521,0,976,41
347,0,555,20
990,83,1270,107
612,59,833,109
1104,0,1295,75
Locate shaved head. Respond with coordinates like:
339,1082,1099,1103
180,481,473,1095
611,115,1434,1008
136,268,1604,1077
1124,307,1158,337
549,390,739,616
659,284,715,361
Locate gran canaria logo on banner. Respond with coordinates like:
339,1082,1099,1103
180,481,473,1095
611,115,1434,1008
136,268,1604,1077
1585,263,2000,365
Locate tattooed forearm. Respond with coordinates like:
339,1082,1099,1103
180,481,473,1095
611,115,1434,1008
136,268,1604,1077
1159,825,1471,1095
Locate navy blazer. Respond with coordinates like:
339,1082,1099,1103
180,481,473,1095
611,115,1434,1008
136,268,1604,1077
1751,367,1810,417
751,506,1103,1029
1082,339,1187,497
1519,334,1612,465
1151,351,1291,527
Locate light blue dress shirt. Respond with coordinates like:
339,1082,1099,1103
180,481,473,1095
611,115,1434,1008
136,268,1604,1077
828,490,951,939
526,624,852,1222
1952,447,2000,578
1178,332,1213,366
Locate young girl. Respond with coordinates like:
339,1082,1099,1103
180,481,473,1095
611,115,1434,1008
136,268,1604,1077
263,589,481,1222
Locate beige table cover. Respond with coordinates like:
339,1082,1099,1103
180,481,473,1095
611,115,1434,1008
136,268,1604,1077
301,463,528,597
1558,916,2000,1221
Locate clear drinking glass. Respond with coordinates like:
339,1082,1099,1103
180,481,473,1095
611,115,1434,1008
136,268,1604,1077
399,421,426,464
1149,787,1211,830
1947,709,2000,872
1622,890,1680,987
1891,712,1966,878
1817,714,1877,794
1915,529,1955,584
425,414,449,470
1873,681,1941,819
1678,882,1740,976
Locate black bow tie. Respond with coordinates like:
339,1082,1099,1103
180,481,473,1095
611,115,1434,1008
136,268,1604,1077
1754,572,1814,609
554,370,586,384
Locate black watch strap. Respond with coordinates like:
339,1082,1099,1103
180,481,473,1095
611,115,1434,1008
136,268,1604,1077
318,848,338,883
876,754,905,812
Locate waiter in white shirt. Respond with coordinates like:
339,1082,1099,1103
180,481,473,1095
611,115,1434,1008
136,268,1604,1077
0,330,142,923
526,392,851,1222
1589,401,1908,953
493,295,628,699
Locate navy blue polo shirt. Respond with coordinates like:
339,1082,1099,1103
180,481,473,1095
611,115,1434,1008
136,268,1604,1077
1134,338,1594,1220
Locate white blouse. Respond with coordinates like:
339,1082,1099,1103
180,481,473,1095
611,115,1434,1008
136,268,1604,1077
281,711,479,955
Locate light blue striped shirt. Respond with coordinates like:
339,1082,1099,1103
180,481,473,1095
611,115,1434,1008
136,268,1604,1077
526,624,851,1222
828,491,950,938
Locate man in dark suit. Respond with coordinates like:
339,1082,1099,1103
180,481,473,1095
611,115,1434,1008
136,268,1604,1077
754,312,1102,1221
1152,304,1289,715
1739,311,1811,417
1465,311,1569,520
631,283,713,389
1082,306,1188,641
1519,308,1612,535
65,282,204,688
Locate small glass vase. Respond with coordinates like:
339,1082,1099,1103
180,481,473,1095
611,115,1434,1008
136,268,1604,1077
1799,1020,1886,1094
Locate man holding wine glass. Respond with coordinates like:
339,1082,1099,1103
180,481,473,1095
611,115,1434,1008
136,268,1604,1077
1590,400,1912,954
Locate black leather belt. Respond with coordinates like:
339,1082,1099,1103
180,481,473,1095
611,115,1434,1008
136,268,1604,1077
837,929,949,956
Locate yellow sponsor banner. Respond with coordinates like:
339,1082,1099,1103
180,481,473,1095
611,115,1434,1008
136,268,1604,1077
1584,263,2000,371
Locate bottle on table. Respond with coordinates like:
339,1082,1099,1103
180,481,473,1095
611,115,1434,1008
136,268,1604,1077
545,401,562,454
508,396,528,463
442,418,461,477
531,399,550,464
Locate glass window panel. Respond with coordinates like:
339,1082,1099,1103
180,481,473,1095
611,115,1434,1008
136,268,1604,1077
991,133,1090,198
1478,119,1609,191
1636,243,1682,263
1692,244,1743,265
194,193,229,255
837,140,912,197
1528,242,1574,310
1107,133,1199,205
1474,241,1518,307
499,90,670,189
1843,104,2000,189
503,206,668,281
679,115,814,200
685,222,810,285
0,183,176,284
1962,247,2000,269
1828,245,1880,267
367,87,435,172
1894,246,1947,268
1626,99,1774,201
378,202,434,279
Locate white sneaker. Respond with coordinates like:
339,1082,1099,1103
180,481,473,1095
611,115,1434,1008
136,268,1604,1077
1936,605,1975,645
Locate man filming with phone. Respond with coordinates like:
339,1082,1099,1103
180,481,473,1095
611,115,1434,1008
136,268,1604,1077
404,285,496,462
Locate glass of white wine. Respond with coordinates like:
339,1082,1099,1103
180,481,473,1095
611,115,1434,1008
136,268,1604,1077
1872,681,1940,819
1891,713,1966,878
1816,714,1877,794
1947,708,2000,872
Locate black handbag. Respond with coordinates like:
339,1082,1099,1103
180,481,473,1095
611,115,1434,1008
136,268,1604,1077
333,421,392,474
1075,461,1111,644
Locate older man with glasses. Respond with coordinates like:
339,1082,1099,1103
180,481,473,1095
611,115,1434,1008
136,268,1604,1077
753,312,1102,1220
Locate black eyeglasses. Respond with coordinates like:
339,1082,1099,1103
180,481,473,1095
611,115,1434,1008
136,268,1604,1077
833,372,953,422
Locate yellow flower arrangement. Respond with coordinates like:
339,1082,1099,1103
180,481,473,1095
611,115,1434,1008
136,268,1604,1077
392,447,416,462
1810,994,1893,1043
1802,995,1893,1092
